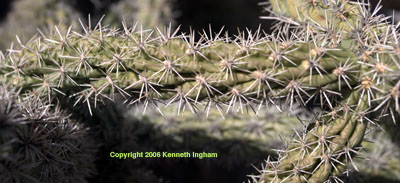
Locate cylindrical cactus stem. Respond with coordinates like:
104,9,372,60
0,24,362,114
267,0,360,31
0,20,397,116
254,91,368,183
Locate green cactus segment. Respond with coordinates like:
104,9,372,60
1,18,397,117
0,24,362,114
269,0,362,32
252,0,400,182
254,91,368,183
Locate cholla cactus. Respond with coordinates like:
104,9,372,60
0,0,81,50
355,129,400,181
0,0,399,183
0,85,97,183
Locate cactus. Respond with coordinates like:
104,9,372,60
355,128,400,182
0,0,82,51
0,85,97,183
329,126,400,183
0,0,399,182
106,0,177,29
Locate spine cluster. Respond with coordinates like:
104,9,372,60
0,85,97,183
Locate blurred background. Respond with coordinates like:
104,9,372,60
0,0,400,183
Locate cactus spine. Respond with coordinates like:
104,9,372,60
0,85,97,183
0,0,399,182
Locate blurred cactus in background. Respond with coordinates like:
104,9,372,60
0,85,97,183
131,105,302,166
0,0,81,51
107,0,178,29
355,129,400,182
